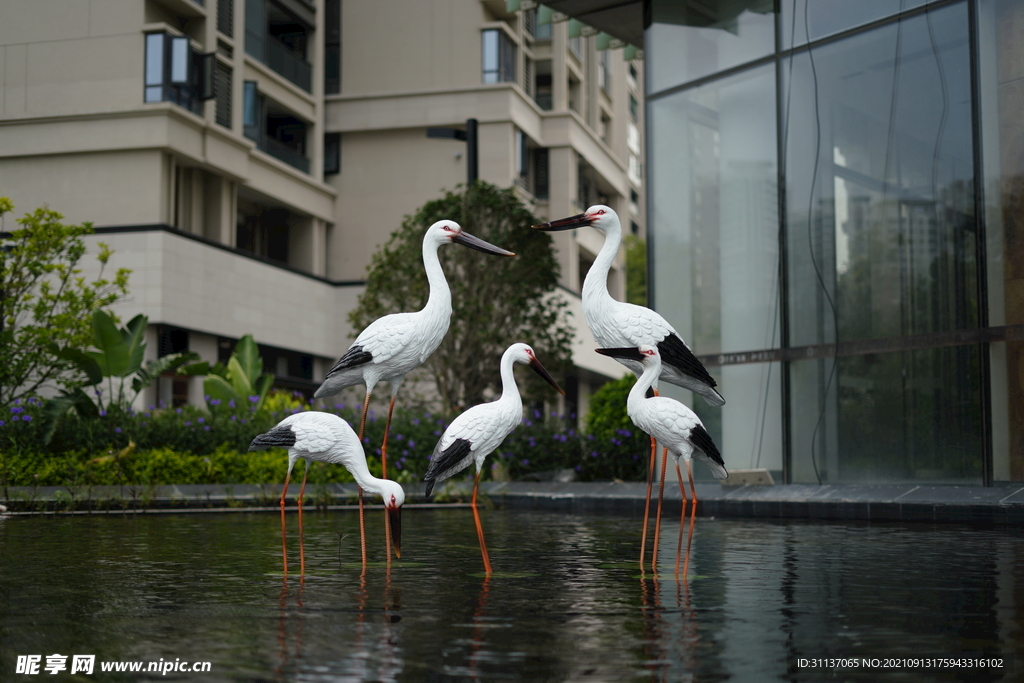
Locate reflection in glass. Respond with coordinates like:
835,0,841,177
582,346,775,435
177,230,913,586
650,64,781,473
783,2,980,482
780,0,928,49
647,0,775,94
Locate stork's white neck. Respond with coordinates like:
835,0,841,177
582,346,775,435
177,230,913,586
628,358,660,414
331,445,388,496
582,219,622,309
421,236,453,318
498,351,525,410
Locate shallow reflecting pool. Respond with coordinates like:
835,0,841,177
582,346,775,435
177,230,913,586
1,508,1022,681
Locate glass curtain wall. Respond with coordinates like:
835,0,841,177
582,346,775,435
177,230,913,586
649,0,995,484
650,65,783,480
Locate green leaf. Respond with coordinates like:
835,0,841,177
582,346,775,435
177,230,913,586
131,351,201,394
121,313,148,376
231,335,263,386
41,388,99,445
177,361,211,376
90,309,130,377
226,356,255,399
253,373,274,408
55,346,103,385
203,374,239,406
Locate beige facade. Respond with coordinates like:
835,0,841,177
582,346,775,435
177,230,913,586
0,0,643,419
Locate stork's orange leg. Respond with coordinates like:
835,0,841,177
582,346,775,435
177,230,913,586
471,471,493,575
651,446,669,572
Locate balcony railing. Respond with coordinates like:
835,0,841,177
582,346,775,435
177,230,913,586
258,135,310,174
266,35,311,92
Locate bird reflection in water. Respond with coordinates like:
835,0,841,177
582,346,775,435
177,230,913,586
467,576,492,680
276,527,306,679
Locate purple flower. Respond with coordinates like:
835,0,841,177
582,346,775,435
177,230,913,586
335,403,345,410
1,420,6,427
408,440,415,448
10,406,23,414
528,437,536,447
28,397,38,405
229,399,236,408
433,430,440,436
412,418,420,426
363,437,370,444
521,459,530,466
591,451,599,458
249,395,259,403
13,399,20,405
204,394,210,401
230,415,237,421
141,422,147,427
395,434,404,441
176,408,182,414
22,415,32,422
575,465,582,472
100,410,107,417
115,427,121,433
198,417,205,424
185,421,192,426
204,425,210,431
209,399,221,406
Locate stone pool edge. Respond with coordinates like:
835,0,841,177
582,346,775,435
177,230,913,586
5,482,1024,524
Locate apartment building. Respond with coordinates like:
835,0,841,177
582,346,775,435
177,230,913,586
0,0,644,418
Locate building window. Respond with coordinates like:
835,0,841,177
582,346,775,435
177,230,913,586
217,0,233,36
325,0,341,93
531,8,552,41
324,132,340,175
533,148,549,200
144,32,214,115
598,49,610,92
629,93,638,121
534,60,552,110
214,61,232,128
482,28,516,84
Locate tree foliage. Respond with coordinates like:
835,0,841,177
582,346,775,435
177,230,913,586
349,182,574,412
624,234,647,306
203,334,275,412
0,199,130,406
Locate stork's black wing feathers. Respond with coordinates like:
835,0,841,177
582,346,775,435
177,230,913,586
423,438,472,496
325,345,373,377
689,424,723,469
658,333,717,388
249,426,296,451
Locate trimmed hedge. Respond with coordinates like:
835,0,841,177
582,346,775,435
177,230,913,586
1,388,650,489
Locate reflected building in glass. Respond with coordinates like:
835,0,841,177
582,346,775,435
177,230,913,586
642,0,1023,485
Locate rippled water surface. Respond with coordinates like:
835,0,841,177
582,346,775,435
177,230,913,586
2,508,1023,681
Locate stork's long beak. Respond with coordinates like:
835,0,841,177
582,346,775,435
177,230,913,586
596,347,645,362
388,507,402,559
529,357,566,396
453,231,515,256
531,213,593,231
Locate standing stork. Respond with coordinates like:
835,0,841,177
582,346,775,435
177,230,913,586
533,205,725,564
250,411,405,571
423,343,564,575
596,346,727,575
313,219,513,563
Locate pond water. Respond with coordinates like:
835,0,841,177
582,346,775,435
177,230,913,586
1,507,1022,682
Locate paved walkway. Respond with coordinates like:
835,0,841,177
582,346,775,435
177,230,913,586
5,481,1024,524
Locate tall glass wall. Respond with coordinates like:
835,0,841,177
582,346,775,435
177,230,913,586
648,0,1009,484
650,64,783,479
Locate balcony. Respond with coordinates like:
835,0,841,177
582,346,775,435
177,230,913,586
258,135,310,174
245,0,313,93
265,34,311,92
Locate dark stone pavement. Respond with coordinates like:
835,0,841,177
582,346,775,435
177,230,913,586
5,480,1024,524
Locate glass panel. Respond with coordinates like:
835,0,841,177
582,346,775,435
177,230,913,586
783,3,980,483
650,64,780,468
781,0,928,49
789,346,983,484
647,0,775,95
145,33,164,89
482,30,498,83
977,0,1024,480
171,37,189,84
